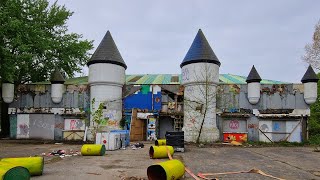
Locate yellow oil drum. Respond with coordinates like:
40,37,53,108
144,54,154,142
0,162,30,180
149,146,174,159
81,144,106,156
155,139,166,146
1,157,44,176
147,159,185,180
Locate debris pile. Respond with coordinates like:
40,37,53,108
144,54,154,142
131,142,144,150
43,149,81,158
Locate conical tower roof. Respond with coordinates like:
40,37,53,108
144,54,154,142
301,65,319,83
180,29,220,68
87,31,127,69
246,65,262,83
50,68,65,84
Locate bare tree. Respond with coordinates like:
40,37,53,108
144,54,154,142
303,20,320,70
183,63,218,144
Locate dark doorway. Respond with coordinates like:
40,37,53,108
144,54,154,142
0,101,10,137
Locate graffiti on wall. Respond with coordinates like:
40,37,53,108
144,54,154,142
229,120,239,130
273,122,280,131
18,124,29,136
103,110,121,127
260,124,270,132
248,124,258,129
223,133,248,142
107,120,119,127
182,68,189,81
64,119,84,130
32,119,54,130
17,114,30,138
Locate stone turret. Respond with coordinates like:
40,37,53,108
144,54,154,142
1,81,14,103
246,65,262,104
50,68,65,103
301,65,319,104
181,29,221,143
87,31,126,130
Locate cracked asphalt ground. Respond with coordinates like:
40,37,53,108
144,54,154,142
0,140,319,180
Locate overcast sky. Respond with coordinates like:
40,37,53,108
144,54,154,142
51,0,319,83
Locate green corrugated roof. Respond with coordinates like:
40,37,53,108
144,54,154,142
32,74,289,85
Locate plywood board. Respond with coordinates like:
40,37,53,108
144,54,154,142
130,109,146,141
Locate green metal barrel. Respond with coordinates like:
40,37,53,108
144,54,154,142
0,162,30,180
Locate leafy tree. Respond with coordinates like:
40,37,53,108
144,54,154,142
309,73,320,137
303,20,320,70
0,0,93,84
303,20,320,140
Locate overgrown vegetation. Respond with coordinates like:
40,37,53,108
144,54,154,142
309,73,320,144
302,20,320,145
0,0,93,83
80,98,109,141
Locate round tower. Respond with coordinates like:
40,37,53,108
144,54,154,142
2,81,14,103
246,65,262,104
301,65,319,104
87,31,127,130
181,29,221,143
50,68,65,104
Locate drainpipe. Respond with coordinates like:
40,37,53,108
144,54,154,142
151,85,154,111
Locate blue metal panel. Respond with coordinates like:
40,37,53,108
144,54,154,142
153,92,162,110
124,92,153,110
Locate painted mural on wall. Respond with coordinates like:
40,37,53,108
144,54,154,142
103,110,122,127
16,114,56,139
147,116,156,140
223,119,247,133
259,120,302,142
64,119,85,130
17,114,30,139
223,133,248,142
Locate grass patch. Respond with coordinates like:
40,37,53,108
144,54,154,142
245,135,320,147
308,135,320,145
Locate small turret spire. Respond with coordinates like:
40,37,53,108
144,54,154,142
50,68,65,84
87,31,127,69
180,29,220,68
301,65,319,83
246,65,262,83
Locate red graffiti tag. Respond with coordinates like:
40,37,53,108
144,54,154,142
229,120,239,130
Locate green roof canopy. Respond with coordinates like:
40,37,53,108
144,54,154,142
33,74,288,85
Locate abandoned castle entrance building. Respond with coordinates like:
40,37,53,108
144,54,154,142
1,30,318,143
